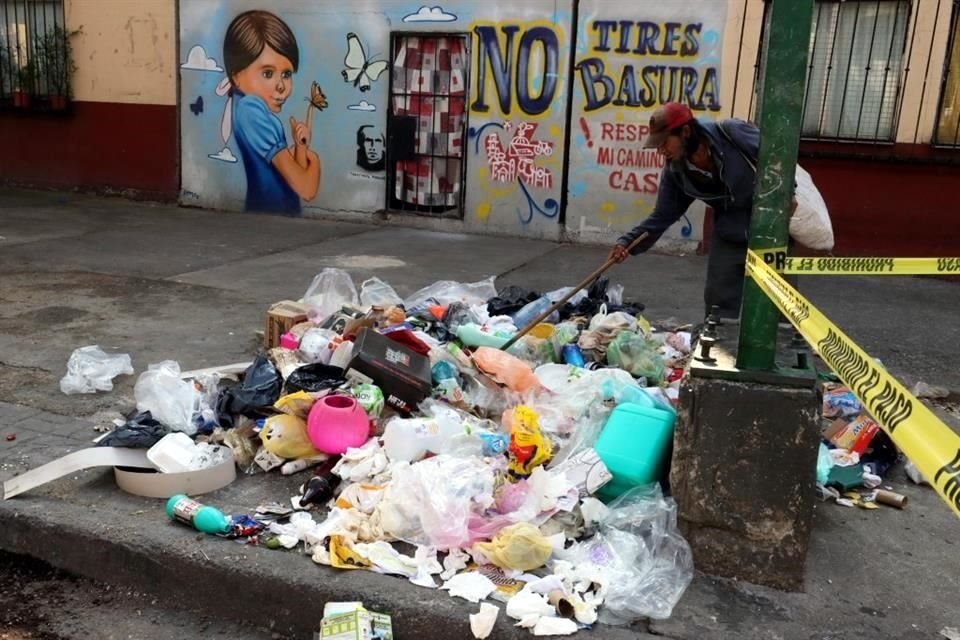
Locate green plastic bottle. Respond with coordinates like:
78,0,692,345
165,494,232,535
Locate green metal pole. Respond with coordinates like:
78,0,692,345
736,0,815,371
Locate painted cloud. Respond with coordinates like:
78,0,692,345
347,100,377,112
402,6,457,22
182,45,223,72
208,147,238,163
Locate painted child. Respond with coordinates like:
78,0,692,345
223,10,320,215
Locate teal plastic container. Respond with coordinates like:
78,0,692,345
595,402,677,502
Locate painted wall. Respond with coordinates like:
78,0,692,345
0,0,177,196
179,0,573,240
565,0,729,250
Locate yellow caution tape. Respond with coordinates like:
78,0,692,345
756,246,789,272
783,257,960,275
746,250,960,517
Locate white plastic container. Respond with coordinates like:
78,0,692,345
147,432,199,473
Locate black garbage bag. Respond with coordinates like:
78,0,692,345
488,286,540,317
218,355,283,419
560,276,645,319
860,429,900,476
96,410,169,448
284,363,347,395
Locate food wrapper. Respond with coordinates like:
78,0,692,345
507,406,552,477
821,383,862,418
328,535,372,570
351,383,385,418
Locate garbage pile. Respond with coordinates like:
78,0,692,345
815,380,905,510
59,269,696,635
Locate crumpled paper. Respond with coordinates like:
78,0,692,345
506,590,554,621
469,602,500,639
441,571,497,603
533,617,578,636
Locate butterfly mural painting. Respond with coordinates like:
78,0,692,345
341,33,388,92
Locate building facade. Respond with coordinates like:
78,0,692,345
1,0,958,255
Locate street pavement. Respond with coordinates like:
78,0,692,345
0,188,957,639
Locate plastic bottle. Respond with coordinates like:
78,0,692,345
165,494,231,535
456,323,510,349
562,344,586,368
382,414,463,462
511,296,554,329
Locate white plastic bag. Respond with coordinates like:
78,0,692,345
403,276,497,310
134,361,201,435
59,345,133,395
790,166,834,250
303,268,358,323
360,277,403,309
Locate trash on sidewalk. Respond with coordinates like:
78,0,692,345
44,268,702,635
59,345,134,395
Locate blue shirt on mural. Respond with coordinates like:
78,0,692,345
232,91,301,215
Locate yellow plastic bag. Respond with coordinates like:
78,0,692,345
506,406,552,477
260,414,320,460
475,523,552,571
273,390,319,419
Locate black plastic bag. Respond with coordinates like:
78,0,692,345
219,355,283,419
488,286,540,317
96,410,169,449
284,363,346,395
560,276,645,319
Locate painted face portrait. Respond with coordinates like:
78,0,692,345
356,125,385,172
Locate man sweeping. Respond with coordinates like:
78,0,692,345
609,102,790,320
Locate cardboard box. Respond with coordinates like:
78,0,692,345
346,328,432,414
318,610,393,640
265,301,309,349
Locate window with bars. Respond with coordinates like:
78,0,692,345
0,0,71,111
935,1,960,146
801,0,910,141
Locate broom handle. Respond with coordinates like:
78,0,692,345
500,232,649,351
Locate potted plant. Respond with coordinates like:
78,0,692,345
14,61,37,109
38,26,80,110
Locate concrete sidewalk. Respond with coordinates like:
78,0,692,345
1,188,958,639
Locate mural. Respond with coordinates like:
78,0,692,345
566,0,728,246
179,0,571,238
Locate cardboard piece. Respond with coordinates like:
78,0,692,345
3,447,154,500
265,301,310,349
319,609,393,640
115,448,236,498
345,328,431,413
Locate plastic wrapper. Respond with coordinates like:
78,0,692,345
606,332,665,382
218,356,283,418
378,455,496,549
284,363,346,395
96,410,168,448
60,345,134,395
473,347,540,394
506,406,553,477
404,276,497,311
475,522,553,571
507,335,558,368
134,361,201,435
359,277,403,309
303,268,359,323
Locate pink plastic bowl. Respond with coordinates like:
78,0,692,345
307,394,370,454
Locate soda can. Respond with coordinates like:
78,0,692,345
562,344,586,368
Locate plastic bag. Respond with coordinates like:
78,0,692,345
475,522,552,571
219,356,283,417
606,284,625,306
816,443,834,485
473,347,540,394
283,363,345,395
134,361,201,435
96,410,168,448
378,455,496,549
506,406,553,477
607,332,665,382
299,328,341,364
403,276,497,311
558,484,692,623
790,166,834,251
261,414,319,460
303,268,359,323
59,345,134,395
360,277,403,309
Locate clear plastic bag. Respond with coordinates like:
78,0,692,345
59,345,134,395
556,484,693,623
378,455,496,550
403,276,497,311
134,361,201,435
606,332,665,382
606,283,625,306
303,268,359,323
790,165,834,250
360,277,403,309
